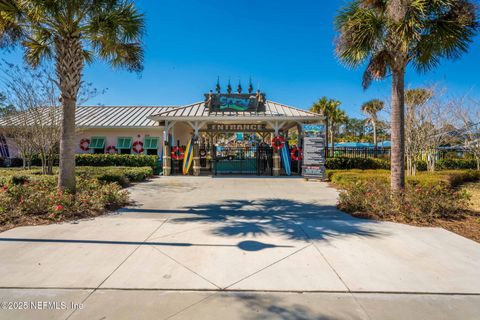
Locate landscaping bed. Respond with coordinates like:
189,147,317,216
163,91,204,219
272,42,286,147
0,166,154,232
328,169,480,242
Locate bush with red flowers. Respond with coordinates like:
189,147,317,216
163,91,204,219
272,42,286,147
0,178,129,231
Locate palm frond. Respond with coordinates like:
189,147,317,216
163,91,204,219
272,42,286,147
86,0,145,72
335,1,385,67
362,50,391,89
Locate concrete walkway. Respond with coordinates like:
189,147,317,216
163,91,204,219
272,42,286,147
0,176,479,319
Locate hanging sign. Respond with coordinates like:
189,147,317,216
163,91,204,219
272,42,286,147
204,123,272,132
302,124,326,180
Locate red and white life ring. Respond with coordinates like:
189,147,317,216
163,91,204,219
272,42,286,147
106,145,117,154
271,136,286,151
80,138,90,151
171,146,185,160
291,147,303,161
132,141,144,154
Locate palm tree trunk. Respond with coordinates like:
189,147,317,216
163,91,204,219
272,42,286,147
325,119,329,157
373,121,377,146
55,36,83,193
391,67,406,191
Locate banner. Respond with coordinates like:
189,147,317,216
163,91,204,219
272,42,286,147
302,124,326,180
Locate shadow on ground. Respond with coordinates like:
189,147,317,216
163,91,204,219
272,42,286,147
126,198,384,242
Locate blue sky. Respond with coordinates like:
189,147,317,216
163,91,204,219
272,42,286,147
1,0,479,118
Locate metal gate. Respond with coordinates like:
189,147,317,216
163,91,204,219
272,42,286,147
213,146,273,175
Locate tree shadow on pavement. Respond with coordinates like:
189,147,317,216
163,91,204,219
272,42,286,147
168,199,384,242
208,292,355,320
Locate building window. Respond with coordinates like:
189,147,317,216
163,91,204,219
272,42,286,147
144,136,159,155
90,136,106,154
116,137,133,154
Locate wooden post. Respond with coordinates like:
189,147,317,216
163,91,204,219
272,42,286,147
163,141,171,176
273,146,280,176
193,136,200,176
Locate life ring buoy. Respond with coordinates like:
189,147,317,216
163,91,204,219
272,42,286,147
171,146,185,160
271,136,286,151
132,141,144,154
106,145,117,154
291,147,303,161
80,138,90,151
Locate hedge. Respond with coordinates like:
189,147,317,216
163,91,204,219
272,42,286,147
2,154,160,169
0,166,154,187
436,158,478,170
328,169,480,189
75,154,159,169
325,158,390,170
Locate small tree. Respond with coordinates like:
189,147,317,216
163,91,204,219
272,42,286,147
0,62,60,173
361,99,384,146
455,99,480,170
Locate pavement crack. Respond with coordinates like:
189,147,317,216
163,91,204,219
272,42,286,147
150,245,221,290
223,243,313,290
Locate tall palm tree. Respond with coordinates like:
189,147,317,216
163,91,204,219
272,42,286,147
0,0,145,192
310,97,341,154
335,0,477,191
329,107,347,154
361,99,384,146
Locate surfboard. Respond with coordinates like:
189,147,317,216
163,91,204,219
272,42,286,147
281,142,292,176
182,139,194,175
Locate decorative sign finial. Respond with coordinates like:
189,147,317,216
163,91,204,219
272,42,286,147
237,80,242,94
215,77,221,93
227,80,232,94
248,78,253,94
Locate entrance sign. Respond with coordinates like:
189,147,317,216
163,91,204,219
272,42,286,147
204,123,272,132
302,124,326,180
205,92,266,112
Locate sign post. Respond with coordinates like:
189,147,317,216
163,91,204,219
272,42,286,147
302,124,326,180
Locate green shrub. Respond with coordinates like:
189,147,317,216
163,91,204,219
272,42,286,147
436,158,478,170
75,154,158,169
415,160,428,171
325,157,390,170
337,179,469,223
0,178,129,229
10,175,30,185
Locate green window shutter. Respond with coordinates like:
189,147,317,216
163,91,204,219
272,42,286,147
144,137,159,149
117,137,133,149
90,136,106,149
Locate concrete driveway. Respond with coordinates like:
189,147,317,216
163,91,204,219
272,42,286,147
0,176,479,320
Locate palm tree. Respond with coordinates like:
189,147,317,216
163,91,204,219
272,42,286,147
0,1,145,192
361,99,384,146
329,107,347,155
310,97,341,155
335,0,477,191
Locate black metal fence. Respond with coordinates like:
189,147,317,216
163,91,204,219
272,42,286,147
325,147,474,160
325,147,391,159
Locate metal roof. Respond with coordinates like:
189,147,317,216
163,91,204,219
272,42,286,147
75,105,176,128
0,105,176,128
0,101,321,128
149,100,322,122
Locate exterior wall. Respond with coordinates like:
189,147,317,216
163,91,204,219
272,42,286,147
76,128,165,155
3,124,196,158
171,122,193,146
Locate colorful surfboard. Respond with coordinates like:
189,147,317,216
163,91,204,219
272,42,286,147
182,139,194,175
281,142,292,176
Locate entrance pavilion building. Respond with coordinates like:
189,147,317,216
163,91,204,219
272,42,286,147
1,86,322,176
